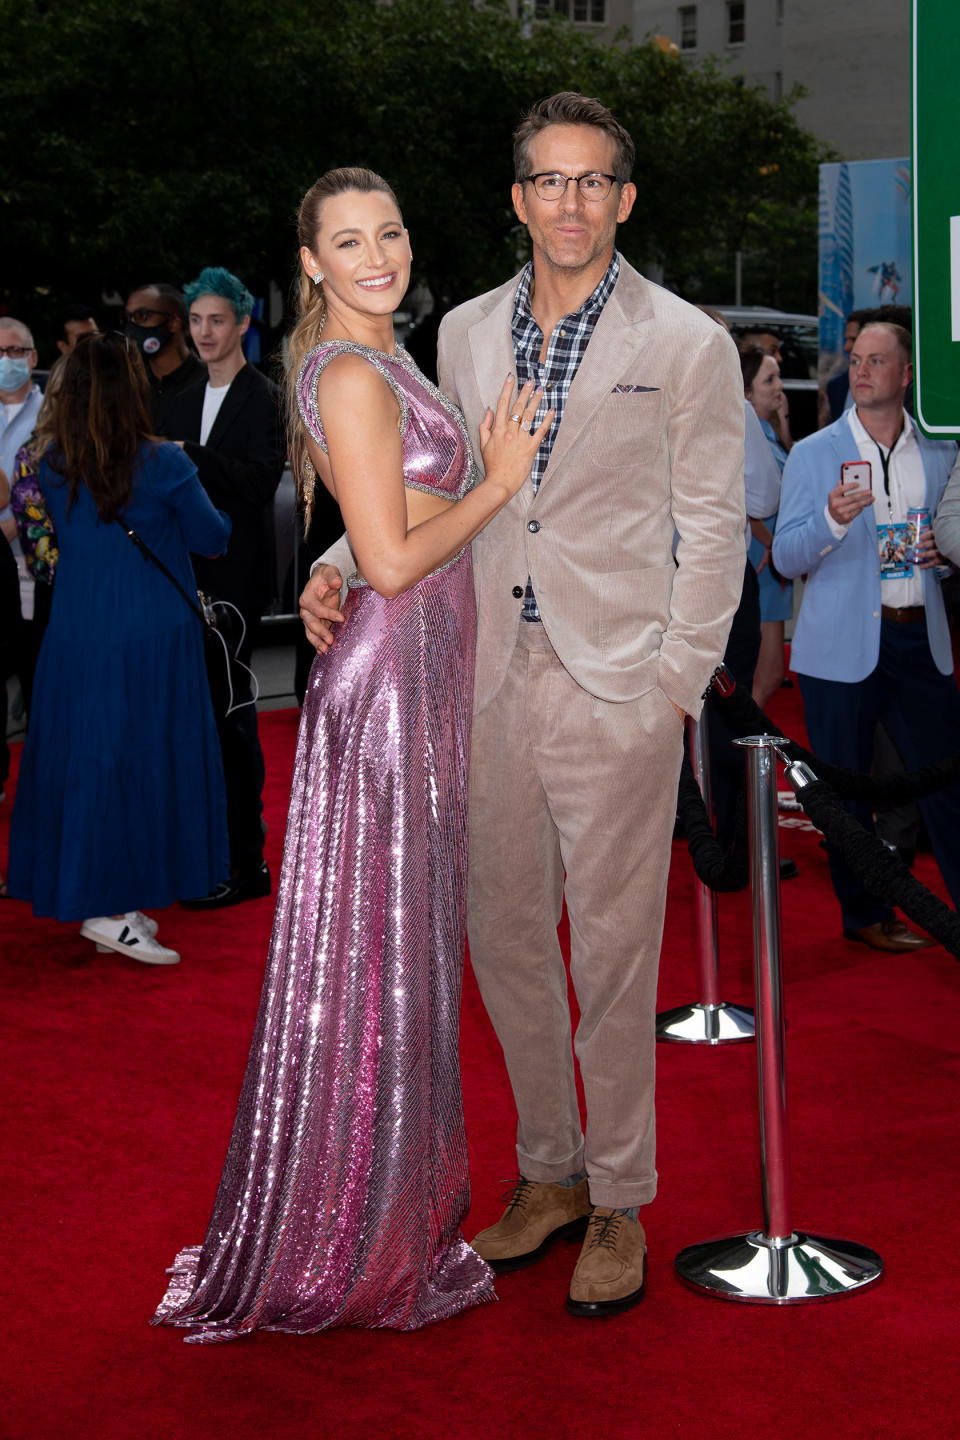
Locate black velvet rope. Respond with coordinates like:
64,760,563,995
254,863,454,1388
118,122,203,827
675,667,960,948
791,779,960,958
676,750,960,953
677,759,749,892
712,675,960,803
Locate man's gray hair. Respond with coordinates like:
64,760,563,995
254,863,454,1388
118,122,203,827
0,317,35,348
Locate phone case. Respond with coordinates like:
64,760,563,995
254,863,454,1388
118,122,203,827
841,459,873,491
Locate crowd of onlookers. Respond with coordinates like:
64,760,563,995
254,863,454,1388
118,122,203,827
724,301,960,951
0,273,294,959
3,280,960,960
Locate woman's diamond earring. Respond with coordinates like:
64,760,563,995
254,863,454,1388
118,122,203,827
313,272,324,286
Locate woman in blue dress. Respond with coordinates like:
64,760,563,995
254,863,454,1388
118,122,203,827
7,331,230,964
743,346,793,708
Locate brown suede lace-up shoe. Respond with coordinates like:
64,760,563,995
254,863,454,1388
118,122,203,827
470,1178,592,1274
566,1207,647,1317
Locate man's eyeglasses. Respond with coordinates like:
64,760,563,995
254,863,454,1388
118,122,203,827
521,172,621,202
0,344,32,359
123,307,169,325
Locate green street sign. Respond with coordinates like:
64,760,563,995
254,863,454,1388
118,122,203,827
912,0,960,435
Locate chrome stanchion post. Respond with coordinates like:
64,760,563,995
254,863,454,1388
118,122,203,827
749,736,791,1240
656,706,754,1045
690,712,721,1011
674,736,883,1302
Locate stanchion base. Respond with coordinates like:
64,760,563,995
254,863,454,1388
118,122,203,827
675,1229,883,1304
655,1002,755,1044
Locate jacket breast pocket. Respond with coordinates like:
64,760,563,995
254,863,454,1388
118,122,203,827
587,389,664,470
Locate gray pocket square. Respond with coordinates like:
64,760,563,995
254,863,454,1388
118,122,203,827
611,384,659,393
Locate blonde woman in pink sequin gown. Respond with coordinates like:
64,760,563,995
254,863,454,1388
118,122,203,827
153,169,552,1341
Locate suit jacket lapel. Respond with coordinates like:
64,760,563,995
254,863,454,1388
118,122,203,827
535,264,654,487
467,289,532,522
467,285,516,426
827,416,857,467
177,381,205,443
825,417,865,546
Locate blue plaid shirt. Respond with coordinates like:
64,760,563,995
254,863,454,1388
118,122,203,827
511,251,621,621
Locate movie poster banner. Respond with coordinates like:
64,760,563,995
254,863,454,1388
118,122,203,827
818,158,912,389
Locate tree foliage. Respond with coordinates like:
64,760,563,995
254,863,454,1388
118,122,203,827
1,0,828,351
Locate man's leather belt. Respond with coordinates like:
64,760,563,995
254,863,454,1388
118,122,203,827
881,604,925,623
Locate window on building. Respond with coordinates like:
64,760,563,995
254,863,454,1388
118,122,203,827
727,1,745,45
678,6,697,50
535,1,606,20
777,0,785,22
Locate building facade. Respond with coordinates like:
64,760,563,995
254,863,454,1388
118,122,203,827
625,1,909,161
515,2,635,44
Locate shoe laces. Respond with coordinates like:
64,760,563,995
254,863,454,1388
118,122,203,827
585,1210,624,1252
499,1177,537,1214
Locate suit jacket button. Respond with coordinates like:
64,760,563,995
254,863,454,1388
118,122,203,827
512,585,523,598
527,520,540,533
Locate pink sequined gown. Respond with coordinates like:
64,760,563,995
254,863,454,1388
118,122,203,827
153,342,494,1341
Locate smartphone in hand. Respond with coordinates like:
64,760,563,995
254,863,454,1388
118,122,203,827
841,459,872,491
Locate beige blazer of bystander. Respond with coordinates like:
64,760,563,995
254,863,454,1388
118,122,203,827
437,259,746,719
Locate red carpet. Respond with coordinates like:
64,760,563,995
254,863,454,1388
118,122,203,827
2,683,958,1439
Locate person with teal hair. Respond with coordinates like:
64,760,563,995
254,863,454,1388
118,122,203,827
182,267,254,396
164,265,286,910
183,266,255,321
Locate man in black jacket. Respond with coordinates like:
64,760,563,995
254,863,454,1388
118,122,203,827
123,283,206,432
164,267,286,909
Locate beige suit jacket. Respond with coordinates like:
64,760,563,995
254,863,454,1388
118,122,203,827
437,259,746,718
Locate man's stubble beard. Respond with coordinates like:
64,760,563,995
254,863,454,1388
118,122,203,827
533,227,615,278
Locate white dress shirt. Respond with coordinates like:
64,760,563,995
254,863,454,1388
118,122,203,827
825,407,927,609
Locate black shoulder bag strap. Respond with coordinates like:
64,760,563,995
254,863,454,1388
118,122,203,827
117,521,214,633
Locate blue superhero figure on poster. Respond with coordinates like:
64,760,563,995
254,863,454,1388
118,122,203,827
867,259,901,303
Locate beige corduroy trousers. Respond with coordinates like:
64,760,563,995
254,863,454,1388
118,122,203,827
467,621,685,1209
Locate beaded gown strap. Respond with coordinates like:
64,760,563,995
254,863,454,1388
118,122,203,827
296,340,410,453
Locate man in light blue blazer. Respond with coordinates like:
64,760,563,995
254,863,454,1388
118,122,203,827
774,322,960,950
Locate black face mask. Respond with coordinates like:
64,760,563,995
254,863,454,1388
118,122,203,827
124,320,172,358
